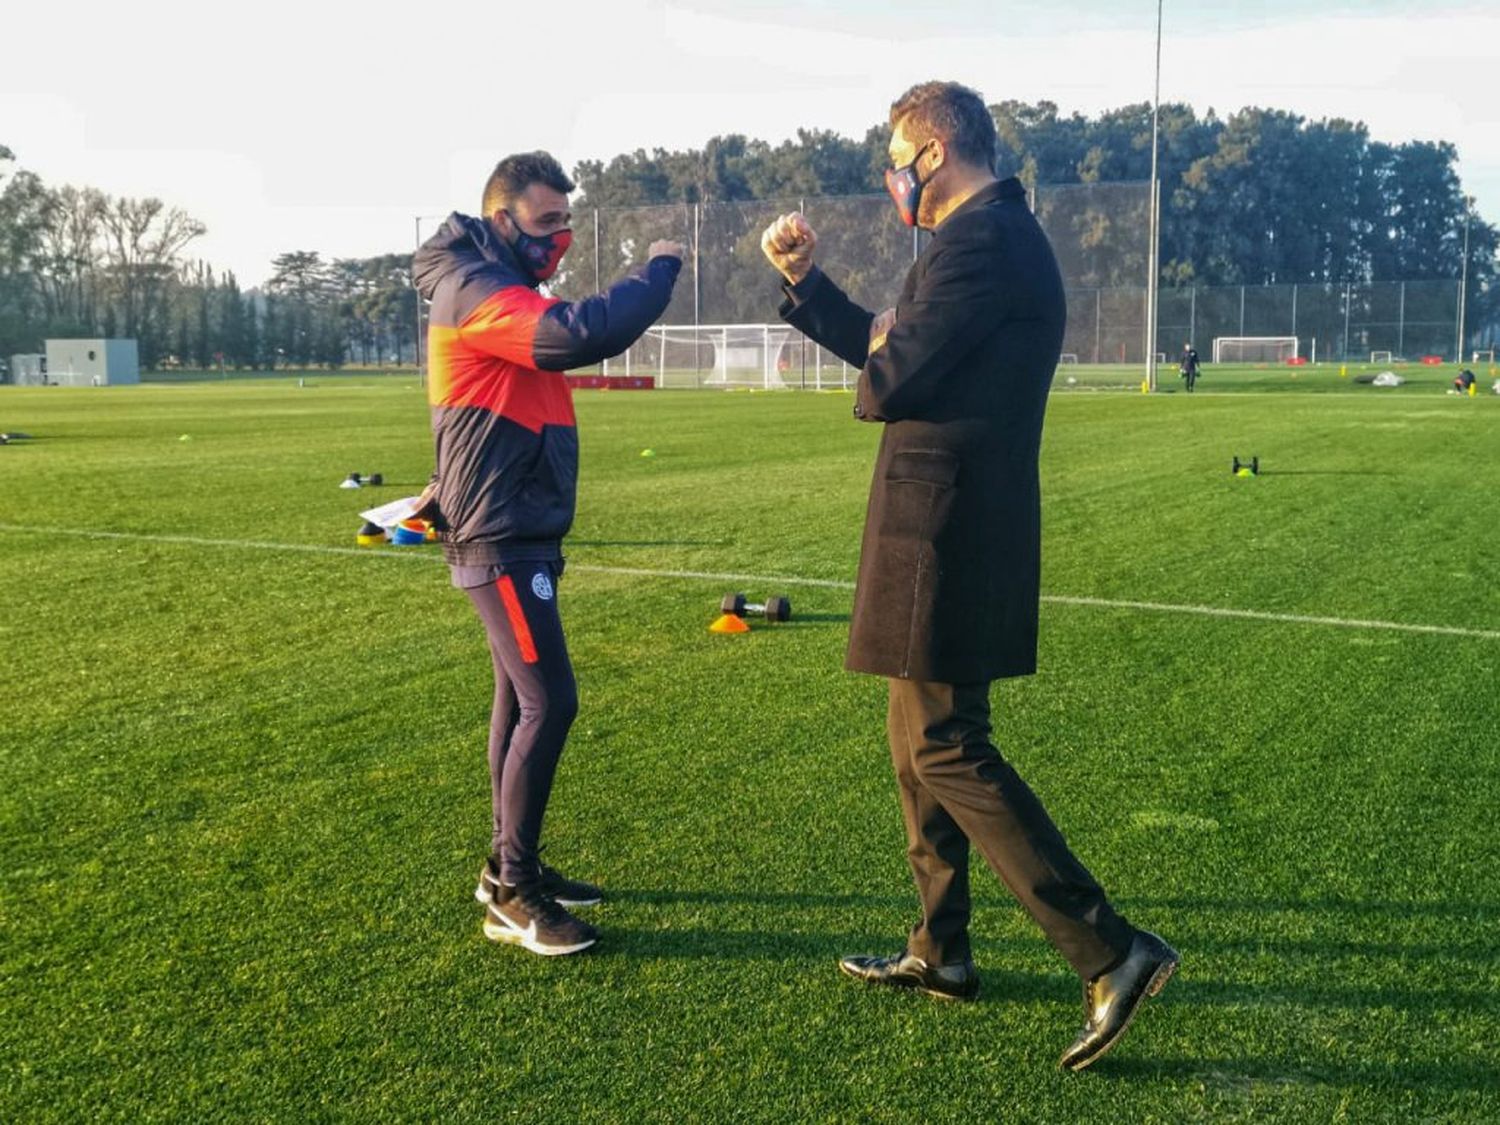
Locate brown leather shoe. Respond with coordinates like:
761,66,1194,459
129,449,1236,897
1059,930,1179,1071
838,950,979,1001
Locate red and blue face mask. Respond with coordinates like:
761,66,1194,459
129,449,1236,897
884,142,935,228
504,212,573,282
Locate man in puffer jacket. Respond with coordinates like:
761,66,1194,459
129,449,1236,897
412,151,682,956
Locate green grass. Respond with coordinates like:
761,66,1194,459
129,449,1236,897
2,378,1497,1122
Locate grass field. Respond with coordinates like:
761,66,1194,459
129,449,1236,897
2,374,1498,1122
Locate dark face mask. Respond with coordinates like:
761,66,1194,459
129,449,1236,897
884,142,936,228
503,211,573,281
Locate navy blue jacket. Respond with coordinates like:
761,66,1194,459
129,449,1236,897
412,214,680,565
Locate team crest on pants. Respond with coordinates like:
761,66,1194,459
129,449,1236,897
531,572,555,601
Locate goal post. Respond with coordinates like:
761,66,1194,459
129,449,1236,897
1370,350,1394,364
639,324,799,389
1213,336,1299,364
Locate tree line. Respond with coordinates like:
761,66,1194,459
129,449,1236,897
563,104,1496,337
0,145,416,369
2,101,1495,368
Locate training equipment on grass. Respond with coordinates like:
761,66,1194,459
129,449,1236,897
0,431,33,445
1232,456,1259,477
341,472,384,489
389,518,429,546
356,520,387,546
708,613,752,634
720,593,792,622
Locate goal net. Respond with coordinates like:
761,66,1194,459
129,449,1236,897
640,324,797,389
1213,336,1299,364
1370,350,1395,364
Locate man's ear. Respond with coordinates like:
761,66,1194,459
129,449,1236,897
924,139,946,177
491,209,514,240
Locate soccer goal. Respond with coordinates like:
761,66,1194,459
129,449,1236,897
638,324,799,389
1370,350,1395,364
1213,337,1299,364
1057,353,1079,365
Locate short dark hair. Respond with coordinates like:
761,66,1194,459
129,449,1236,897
481,151,575,216
889,81,997,171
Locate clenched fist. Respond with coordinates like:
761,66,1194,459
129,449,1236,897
648,240,686,262
760,212,817,285
869,307,896,354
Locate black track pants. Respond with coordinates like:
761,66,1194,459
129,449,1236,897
463,561,577,886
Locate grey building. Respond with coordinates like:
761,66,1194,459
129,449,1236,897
44,339,140,386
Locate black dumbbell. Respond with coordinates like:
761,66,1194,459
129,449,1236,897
1231,456,1259,475
345,471,384,486
721,592,792,622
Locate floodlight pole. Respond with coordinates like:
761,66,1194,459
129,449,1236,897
1145,0,1164,391
1456,195,1473,362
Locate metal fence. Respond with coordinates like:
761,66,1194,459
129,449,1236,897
539,182,1462,378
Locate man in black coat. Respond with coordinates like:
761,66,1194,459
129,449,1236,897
1180,342,1202,391
762,81,1177,1070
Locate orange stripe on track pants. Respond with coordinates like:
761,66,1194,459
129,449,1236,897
495,575,539,664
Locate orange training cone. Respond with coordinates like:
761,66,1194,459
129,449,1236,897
709,613,751,634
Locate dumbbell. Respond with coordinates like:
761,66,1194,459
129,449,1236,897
346,471,383,486
721,592,792,622
1231,456,1259,476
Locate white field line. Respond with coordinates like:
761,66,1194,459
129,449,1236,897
3,523,1498,641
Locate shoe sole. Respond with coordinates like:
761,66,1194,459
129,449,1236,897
1062,956,1179,1072
475,880,601,909
837,960,979,1002
482,915,597,956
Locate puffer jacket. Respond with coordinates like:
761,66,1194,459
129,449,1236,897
412,213,680,565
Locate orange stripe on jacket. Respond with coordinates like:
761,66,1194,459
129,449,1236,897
496,575,539,664
459,284,557,365
427,306,578,433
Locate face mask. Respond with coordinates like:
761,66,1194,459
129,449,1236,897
884,142,935,228
503,212,573,281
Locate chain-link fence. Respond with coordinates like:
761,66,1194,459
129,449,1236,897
539,181,1462,384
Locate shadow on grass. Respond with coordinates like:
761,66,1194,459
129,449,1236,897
569,539,730,548
1094,1052,1498,1095
608,887,908,910
1256,469,1399,477
599,887,1499,1016
1123,894,1497,920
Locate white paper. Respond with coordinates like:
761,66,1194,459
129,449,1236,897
359,495,424,528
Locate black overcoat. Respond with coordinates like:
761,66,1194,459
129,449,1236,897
779,177,1065,682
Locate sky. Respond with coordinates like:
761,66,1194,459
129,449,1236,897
3,0,1495,288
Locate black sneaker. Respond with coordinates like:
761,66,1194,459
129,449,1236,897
475,855,603,908
483,882,598,956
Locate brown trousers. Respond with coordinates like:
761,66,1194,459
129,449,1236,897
886,678,1133,979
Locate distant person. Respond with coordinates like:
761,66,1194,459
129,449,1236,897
1179,342,1201,392
412,151,683,956
1454,369,1476,393
761,81,1177,1071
